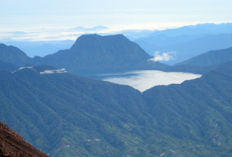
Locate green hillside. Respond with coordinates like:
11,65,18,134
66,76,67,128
1,62,232,156
0,67,160,156
0,60,18,71
143,61,232,156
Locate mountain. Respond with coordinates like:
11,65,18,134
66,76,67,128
142,61,232,156
0,43,31,66
136,34,199,49
138,34,232,64
0,66,159,156
2,40,74,57
0,33,220,75
0,121,48,157
134,23,232,65
0,34,169,77
0,60,19,71
146,23,232,37
34,34,167,75
19,44,66,57
136,33,232,65
1,62,232,156
177,47,232,67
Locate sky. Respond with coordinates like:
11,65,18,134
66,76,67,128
1,0,232,40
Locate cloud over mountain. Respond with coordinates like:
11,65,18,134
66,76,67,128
149,51,176,62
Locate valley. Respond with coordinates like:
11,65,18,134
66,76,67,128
0,23,232,156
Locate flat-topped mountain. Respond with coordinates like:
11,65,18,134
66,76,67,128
35,34,167,74
0,121,48,157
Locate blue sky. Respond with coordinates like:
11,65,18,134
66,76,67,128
1,0,232,40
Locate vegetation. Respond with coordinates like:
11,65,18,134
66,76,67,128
0,63,232,156
1,34,232,156
0,60,18,71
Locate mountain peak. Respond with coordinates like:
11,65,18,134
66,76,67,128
33,34,167,75
0,43,30,66
71,34,127,49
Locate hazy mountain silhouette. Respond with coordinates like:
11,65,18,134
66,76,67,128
147,23,232,37
0,43,31,66
137,33,232,65
135,23,232,65
0,34,170,77
2,40,74,57
177,47,232,67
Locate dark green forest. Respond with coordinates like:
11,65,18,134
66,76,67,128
1,63,232,156
1,33,232,156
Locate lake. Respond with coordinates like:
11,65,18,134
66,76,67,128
101,70,201,92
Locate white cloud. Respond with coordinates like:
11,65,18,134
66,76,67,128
18,66,34,70
40,68,67,74
149,51,176,62
13,66,34,73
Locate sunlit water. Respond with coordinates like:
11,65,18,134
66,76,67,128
101,70,201,92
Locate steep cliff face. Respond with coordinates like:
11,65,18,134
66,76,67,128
0,121,49,157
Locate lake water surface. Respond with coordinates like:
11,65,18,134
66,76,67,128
101,70,201,92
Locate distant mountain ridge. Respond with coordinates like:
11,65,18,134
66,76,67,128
177,47,232,67
134,23,232,65
2,40,74,57
1,33,230,76
136,33,232,65
0,34,169,76
2,32,231,76
147,23,232,37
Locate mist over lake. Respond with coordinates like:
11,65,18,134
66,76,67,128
102,70,201,92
